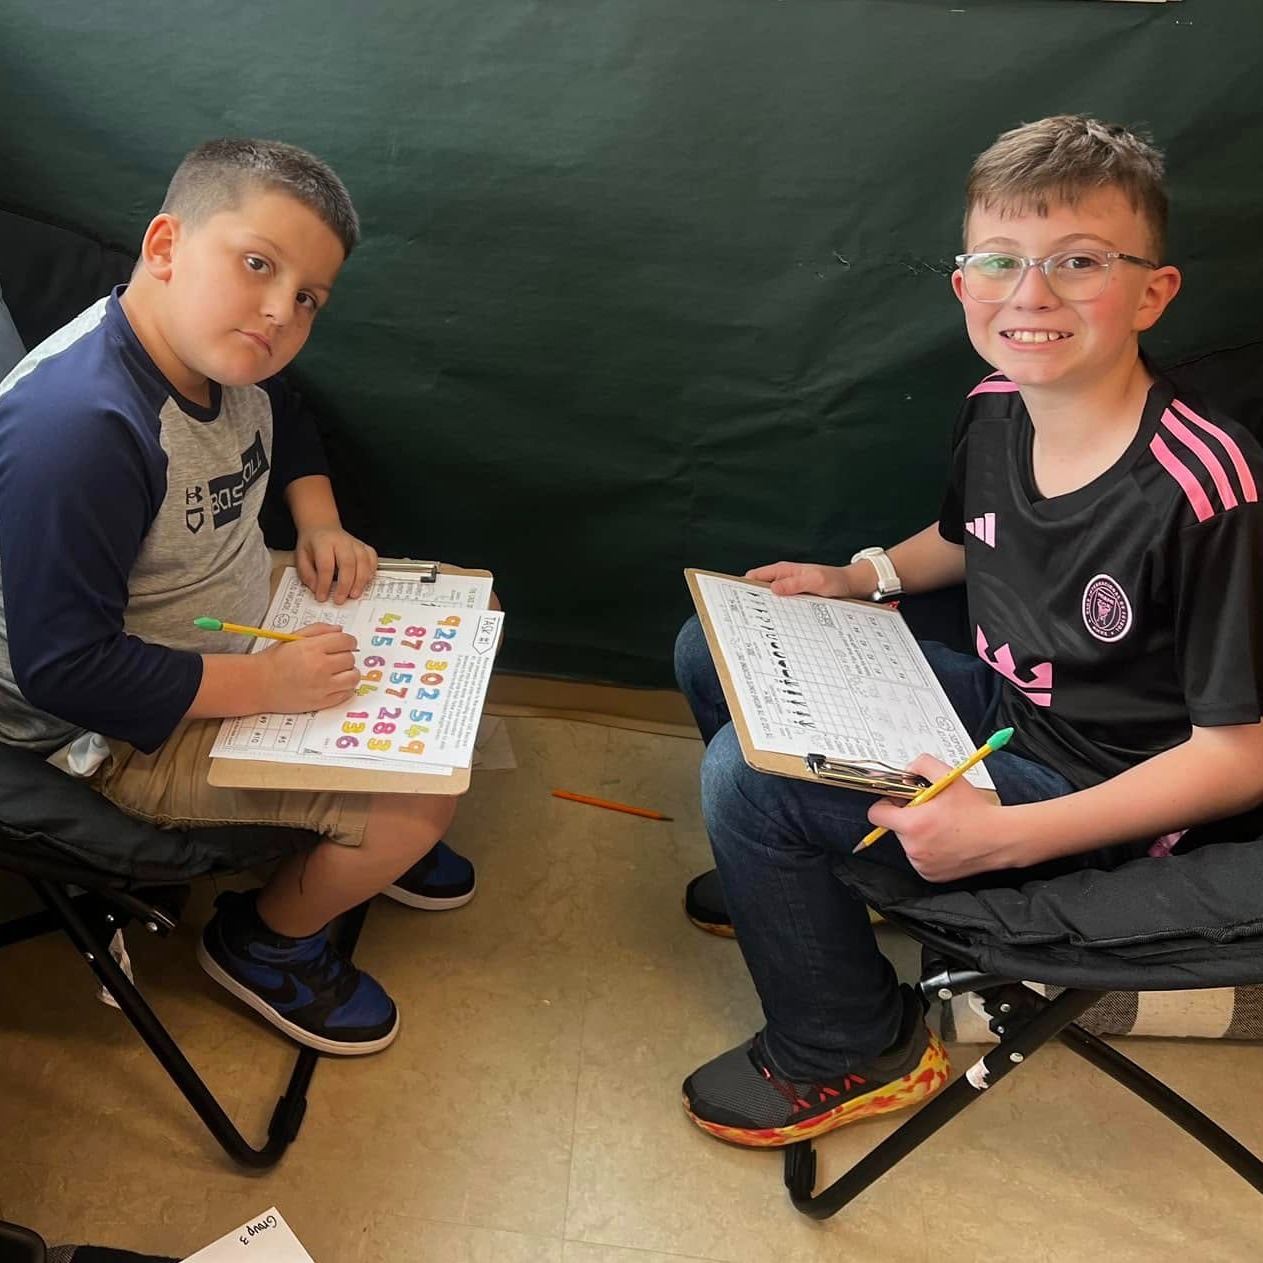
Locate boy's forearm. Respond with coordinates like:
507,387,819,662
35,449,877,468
1000,723,1263,866
882,523,966,594
185,653,272,719
284,474,342,531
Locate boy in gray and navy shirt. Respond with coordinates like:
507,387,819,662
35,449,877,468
0,140,478,1056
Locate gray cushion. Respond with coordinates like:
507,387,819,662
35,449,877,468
0,283,24,380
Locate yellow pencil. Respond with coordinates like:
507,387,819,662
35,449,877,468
193,616,301,643
853,727,1014,853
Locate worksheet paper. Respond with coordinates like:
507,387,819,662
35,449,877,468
182,1207,313,1262
693,573,993,790
210,568,500,772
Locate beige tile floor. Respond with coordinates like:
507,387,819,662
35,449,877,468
2,717,1262,1260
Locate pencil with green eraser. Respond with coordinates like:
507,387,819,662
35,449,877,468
853,726,1014,853
193,617,302,643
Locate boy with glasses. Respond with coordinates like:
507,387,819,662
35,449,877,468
676,115,1263,1146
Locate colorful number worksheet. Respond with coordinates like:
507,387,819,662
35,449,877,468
210,568,502,773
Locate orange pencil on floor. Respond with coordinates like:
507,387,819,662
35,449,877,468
551,789,672,822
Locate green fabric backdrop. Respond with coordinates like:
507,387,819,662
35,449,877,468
1,0,1260,684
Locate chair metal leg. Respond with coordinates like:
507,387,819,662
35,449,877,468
1058,1019,1263,1192
785,987,1105,1218
31,876,369,1170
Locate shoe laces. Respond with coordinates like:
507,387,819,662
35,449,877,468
249,928,360,1009
750,1034,867,1115
304,938,363,1007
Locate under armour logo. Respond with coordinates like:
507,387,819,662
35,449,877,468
184,484,206,534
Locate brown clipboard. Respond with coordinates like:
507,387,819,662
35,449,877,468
685,568,996,801
208,560,494,796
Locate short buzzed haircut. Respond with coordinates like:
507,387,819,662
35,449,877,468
965,115,1168,260
161,138,360,258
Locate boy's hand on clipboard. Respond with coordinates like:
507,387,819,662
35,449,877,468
867,752,1007,883
745,561,853,599
295,526,379,604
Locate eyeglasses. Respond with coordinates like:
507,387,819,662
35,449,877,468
954,249,1160,303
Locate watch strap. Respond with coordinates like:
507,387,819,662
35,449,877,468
850,547,902,600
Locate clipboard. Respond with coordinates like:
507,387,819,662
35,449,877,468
208,559,494,796
686,568,996,801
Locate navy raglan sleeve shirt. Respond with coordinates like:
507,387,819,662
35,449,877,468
0,370,203,752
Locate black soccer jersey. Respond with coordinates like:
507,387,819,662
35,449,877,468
939,370,1263,790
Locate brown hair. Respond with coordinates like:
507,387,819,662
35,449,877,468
161,138,359,258
965,115,1167,259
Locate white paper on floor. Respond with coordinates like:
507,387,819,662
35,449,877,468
181,1207,314,1262
94,928,134,1009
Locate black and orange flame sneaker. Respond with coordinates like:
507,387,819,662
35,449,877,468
682,985,949,1147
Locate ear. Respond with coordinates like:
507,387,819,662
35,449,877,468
950,268,968,308
137,213,181,282
1133,264,1181,334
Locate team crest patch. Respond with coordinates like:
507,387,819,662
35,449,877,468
1082,574,1132,642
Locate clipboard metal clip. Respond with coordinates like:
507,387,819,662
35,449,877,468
803,754,930,799
380,558,439,582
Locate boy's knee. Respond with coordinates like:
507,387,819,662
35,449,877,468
673,615,711,692
364,794,457,854
700,725,759,831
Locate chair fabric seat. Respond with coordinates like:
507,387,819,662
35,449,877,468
837,839,1263,992
0,743,314,883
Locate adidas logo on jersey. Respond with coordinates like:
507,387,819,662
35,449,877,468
964,512,996,547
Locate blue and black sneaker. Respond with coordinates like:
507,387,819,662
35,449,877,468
383,840,476,910
196,889,399,1056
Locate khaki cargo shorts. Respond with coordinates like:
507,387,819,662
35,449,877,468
91,718,372,847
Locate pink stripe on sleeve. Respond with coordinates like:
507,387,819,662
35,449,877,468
1150,434,1214,522
1170,399,1259,503
967,378,1021,397
1159,409,1237,512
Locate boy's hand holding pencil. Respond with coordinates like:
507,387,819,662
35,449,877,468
257,623,363,713
861,728,1013,884
197,618,362,713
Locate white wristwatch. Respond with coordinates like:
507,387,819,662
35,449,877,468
850,547,902,601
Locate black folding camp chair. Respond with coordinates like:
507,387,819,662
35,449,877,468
0,744,357,1169
783,834,1263,1217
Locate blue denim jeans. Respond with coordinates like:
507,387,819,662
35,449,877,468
674,614,1090,1078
